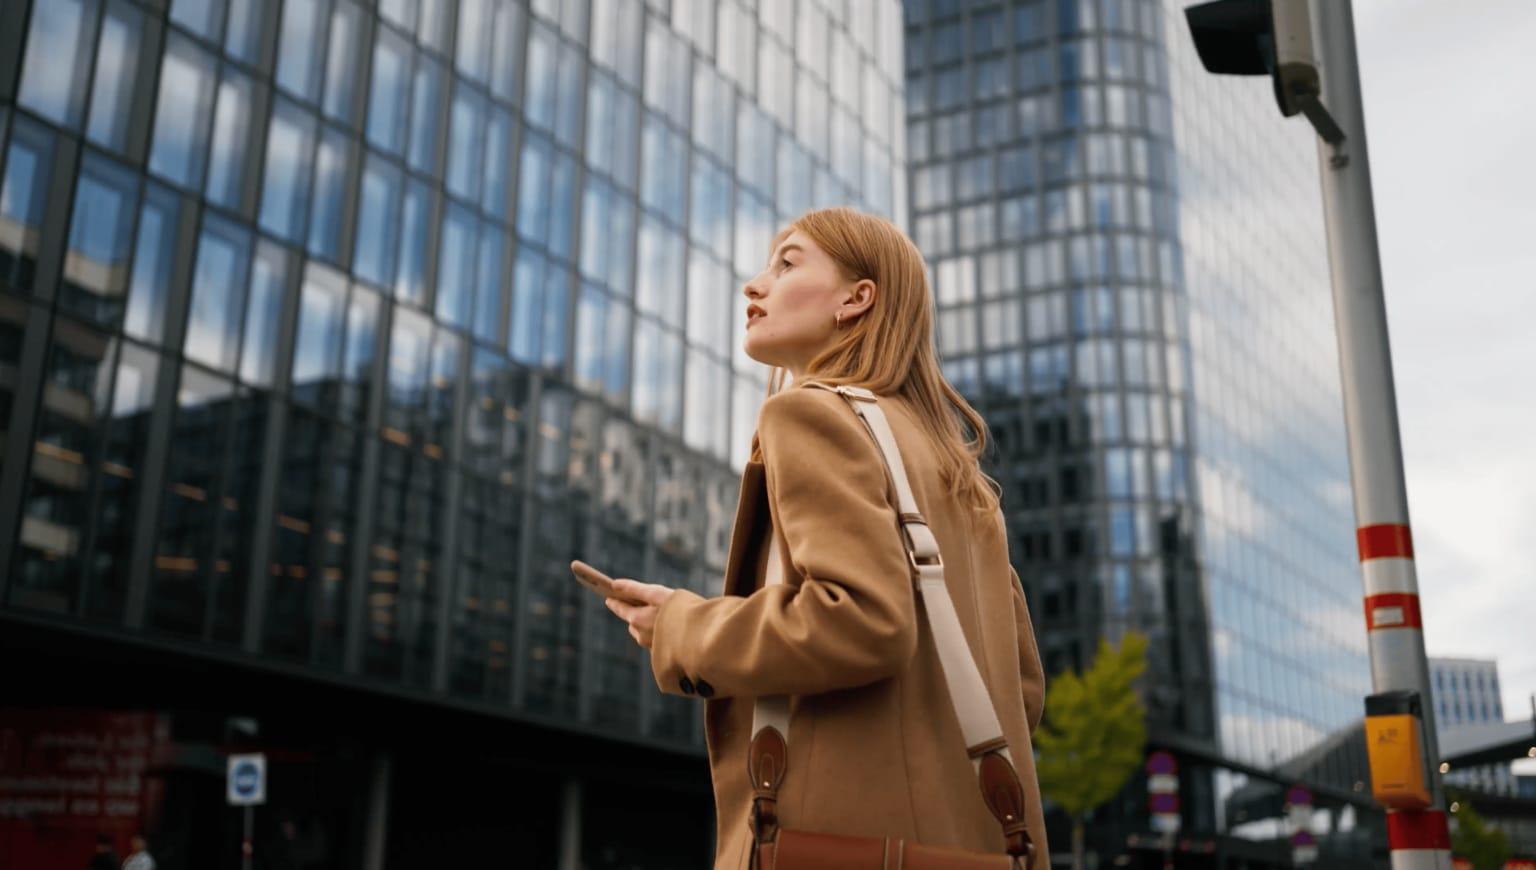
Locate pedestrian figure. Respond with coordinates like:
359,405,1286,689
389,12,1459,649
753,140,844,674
122,834,156,870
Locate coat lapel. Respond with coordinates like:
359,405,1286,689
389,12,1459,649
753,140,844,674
720,432,770,598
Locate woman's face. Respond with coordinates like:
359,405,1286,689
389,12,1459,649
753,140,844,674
741,229,872,378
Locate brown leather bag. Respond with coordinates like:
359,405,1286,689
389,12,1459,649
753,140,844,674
747,384,1036,870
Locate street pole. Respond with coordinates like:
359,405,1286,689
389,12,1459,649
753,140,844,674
1310,2,1450,868
243,805,254,870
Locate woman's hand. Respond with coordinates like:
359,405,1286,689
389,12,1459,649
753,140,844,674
603,579,676,650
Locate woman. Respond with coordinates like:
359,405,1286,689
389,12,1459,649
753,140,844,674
595,207,1048,869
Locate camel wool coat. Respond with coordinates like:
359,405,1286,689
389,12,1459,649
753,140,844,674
649,384,1049,870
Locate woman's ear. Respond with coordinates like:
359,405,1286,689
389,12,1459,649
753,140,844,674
847,278,877,315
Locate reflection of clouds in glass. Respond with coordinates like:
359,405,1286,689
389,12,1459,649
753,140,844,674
206,75,254,208
258,100,316,242
17,0,90,126
149,36,216,188
183,219,249,373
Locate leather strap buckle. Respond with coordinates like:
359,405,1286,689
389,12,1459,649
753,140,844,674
749,795,779,843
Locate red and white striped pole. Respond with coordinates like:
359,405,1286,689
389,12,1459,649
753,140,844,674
1312,2,1450,868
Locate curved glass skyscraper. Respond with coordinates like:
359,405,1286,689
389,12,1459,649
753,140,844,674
904,0,1375,864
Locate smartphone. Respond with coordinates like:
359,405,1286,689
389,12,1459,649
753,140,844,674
570,560,647,606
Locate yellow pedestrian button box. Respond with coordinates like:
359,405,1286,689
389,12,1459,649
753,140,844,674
1365,691,1432,809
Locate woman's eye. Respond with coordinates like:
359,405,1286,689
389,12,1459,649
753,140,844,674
779,258,792,271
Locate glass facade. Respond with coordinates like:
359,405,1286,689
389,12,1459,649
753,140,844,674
0,0,905,760
904,0,1374,860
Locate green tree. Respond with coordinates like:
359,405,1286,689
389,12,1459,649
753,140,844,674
1450,796,1512,870
1033,631,1149,870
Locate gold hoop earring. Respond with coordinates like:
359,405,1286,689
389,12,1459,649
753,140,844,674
835,311,844,329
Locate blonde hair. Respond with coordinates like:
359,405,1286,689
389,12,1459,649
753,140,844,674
765,207,1002,516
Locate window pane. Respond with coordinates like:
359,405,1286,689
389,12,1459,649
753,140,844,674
387,306,433,423
548,152,577,261
435,204,476,329
340,283,379,425
455,0,494,83
147,363,238,639
86,0,146,152
0,296,26,478
240,240,289,388
148,34,219,190
395,179,432,306
366,25,413,155
123,184,181,344
183,214,252,372
447,84,487,202
525,23,557,131
510,248,544,363
276,0,329,104
601,297,631,405
170,0,227,40
490,0,526,102
482,107,515,220
11,318,116,615
687,249,730,359
355,154,403,288
733,188,773,279
408,55,446,175
472,224,505,346
555,41,585,149
418,0,453,54
689,156,731,260
258,98,318,243
205,70,256,210
540,265,570,368
640,115,685,217
579,177,608,285
292,263,348,407
17,0,97,128
683,348,727,455
574,284,606,394
516,132,552,245
60,153,140,329
636,218,683,329
225,0,265,63
1,117,56,293
87,342,160,620
322,0,365,124
307,126,355,260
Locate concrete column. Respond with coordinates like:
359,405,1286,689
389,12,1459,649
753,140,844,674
557,776,581,870
362,753,392,870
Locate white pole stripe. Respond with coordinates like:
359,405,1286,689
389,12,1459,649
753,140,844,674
1362,557,1420,596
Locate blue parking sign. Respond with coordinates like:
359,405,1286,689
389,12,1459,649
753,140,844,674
227,754,266,805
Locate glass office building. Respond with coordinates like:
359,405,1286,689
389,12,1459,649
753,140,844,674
904,0,1377,865
0,0,904,866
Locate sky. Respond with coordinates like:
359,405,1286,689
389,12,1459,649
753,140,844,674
1349,0,1536,734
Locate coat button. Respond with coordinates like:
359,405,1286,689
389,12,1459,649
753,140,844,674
695,678,715,698
679,676,695,695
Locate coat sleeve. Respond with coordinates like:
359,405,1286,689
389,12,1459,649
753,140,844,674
1008,563,1046,732
648,387,917,699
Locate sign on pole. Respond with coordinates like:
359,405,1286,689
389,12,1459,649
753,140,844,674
1146,750,1180,834
227,753,267,806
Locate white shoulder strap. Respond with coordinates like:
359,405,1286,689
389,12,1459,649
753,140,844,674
751,383,1018,775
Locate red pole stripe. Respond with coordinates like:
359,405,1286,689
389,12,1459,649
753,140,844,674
1386,809,1450,850
1358,524,1414,561
1364,593,1423,630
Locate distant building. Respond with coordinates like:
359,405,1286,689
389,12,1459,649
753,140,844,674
1430,656,1515,795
